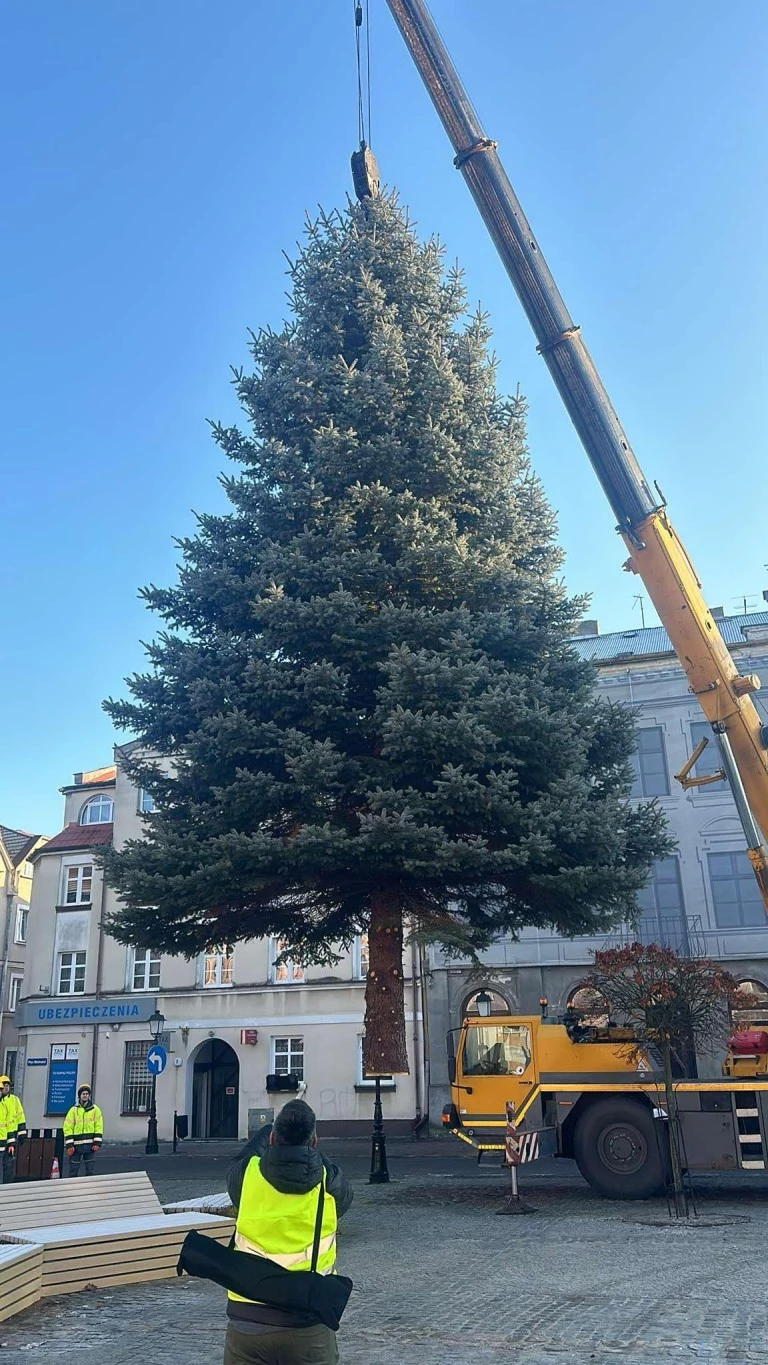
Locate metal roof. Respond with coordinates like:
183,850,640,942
571,611,768,665
0,825,40,866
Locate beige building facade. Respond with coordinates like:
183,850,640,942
0,824,46,1086
16,757,423,1140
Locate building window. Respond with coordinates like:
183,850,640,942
57,951,86,995
272,1036,304,1082
463,1024,532,1076
63,863,93,905
8,975,23,1012
636,856,687,948
566,984,610,1028
271,939,305,984
203,948,234,987
3,1050,17,1089
731,979,768,1030
80,794,114,825
356,1036,395,1089
14,903,29,944
631,726,670,798
21,862,34,879
122,1040,153,1114
709,851,766,929
138,789,156,814
132,948,161,992
689,722,727,794
353,933,369,980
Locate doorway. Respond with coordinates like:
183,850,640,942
191,1039,239,1138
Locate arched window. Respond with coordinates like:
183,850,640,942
463,988,511,1018
566,984,609,1028
80,794,114,825
731,979,768,1031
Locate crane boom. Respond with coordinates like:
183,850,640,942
385,0,768,907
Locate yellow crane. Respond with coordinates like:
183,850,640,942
384,0,768,907
375,2,768,1197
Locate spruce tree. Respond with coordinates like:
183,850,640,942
104,195,669,1075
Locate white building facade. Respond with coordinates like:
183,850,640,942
16,757,423,1141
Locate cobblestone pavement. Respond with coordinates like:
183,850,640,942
3,1161,768,1364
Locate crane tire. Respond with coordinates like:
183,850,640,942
573,1096,668,1199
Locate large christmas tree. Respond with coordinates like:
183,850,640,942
104,195,669,1074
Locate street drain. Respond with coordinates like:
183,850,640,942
627,1214,751,1229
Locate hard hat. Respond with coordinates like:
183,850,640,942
78,1083,92,1094
0,1075,10,1085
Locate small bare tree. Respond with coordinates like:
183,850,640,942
586,944,742,1216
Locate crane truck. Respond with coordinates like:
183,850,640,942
442,1007,768,1198
378,0,768,1196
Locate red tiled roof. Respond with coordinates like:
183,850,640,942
34,823,113,856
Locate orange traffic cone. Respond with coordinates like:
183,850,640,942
50,1156,60,1180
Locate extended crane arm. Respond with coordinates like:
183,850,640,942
385,0,768,902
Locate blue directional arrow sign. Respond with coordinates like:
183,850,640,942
146,1044,167,1076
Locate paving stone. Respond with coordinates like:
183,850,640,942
1,1167,766,1363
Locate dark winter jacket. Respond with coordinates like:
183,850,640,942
227,1125,353,1218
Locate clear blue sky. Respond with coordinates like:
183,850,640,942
3,1,767,836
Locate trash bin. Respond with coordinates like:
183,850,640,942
14,1128,64,1182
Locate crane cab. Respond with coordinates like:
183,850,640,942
444,1011,646,1148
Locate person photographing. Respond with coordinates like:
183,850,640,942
224,1099,353,1365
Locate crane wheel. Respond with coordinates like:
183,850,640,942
573,1097,668,1199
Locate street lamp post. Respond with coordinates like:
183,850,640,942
475,990,492,1018
145,1008,165,1156
369,1077,390,1184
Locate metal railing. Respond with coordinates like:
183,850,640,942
602,914,706,958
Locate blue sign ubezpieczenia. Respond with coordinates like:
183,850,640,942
146,1044,167,1076
18,997,156,1027
46,1060,78,1115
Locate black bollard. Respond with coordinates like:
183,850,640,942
369,1077,390,1184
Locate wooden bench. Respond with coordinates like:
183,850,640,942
0,1241,44,1321
0,1172,233,1298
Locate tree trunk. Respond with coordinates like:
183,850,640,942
662,1039,687,1218
363,890,410,1076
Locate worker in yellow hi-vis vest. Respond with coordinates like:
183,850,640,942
225,1099,353,1365
63,1084,103,1177
0,1074,27,1184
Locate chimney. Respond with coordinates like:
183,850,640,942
575,619,599,637
709,607,724,619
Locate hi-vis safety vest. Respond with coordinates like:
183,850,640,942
228,1157,338,1305
63,1104,104,1150
0,1094,27,1151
